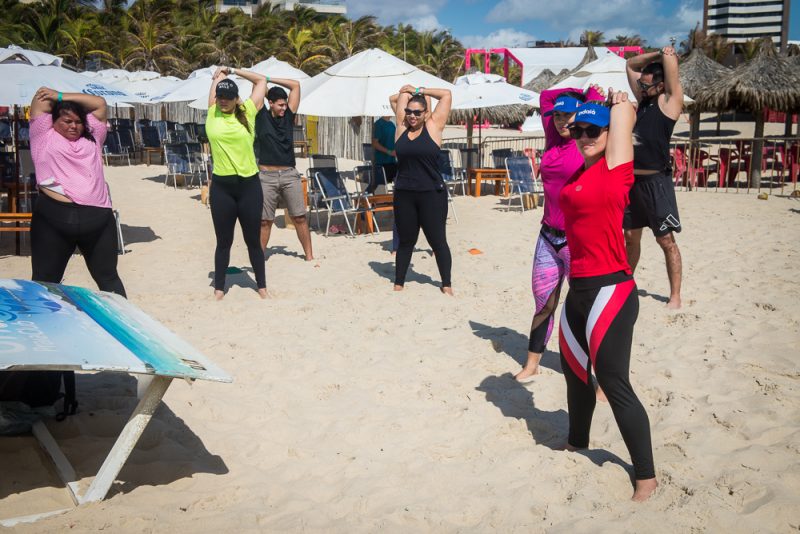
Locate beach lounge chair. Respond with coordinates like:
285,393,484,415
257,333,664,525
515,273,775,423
293,125,309,157
439,149,466,197
504,156,541,212
103,132,130,166
163,143,196,189
309,154,337,170
0,279,231,525
314,168,378,236
140,126,163,165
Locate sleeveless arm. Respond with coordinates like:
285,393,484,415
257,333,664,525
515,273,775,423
605,91,635,170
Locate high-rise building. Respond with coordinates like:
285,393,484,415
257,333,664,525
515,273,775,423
703,0,791,51
217,0,346,16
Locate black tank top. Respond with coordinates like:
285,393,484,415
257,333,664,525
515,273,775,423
254,107,296,167
394,124,444,192
632,96,676,173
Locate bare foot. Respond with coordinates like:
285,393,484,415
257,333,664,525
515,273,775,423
514,366,539,383
632,478,658,502
214,290,225,301
595,385,608,403
305,255,314,261
666,297,681,309
393,284,404,292
441,287,454,296
558,442,585,452
258,288,269,299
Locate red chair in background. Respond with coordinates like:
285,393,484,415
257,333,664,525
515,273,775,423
673,145,715,188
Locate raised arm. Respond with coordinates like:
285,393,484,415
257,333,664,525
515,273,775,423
227,67,268,111
424,87,451,133
625,51,660,97
393,87,413,141
31,88,107,121
265,77,300,113
659,46,683,120
208,67,227,108
605,89,636,170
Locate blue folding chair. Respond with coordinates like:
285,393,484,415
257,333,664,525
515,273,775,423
314,169,378,236
504,156,541,212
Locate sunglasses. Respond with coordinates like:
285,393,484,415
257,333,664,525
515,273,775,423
569,125,606,139
636,79,657,91
404,108,425,117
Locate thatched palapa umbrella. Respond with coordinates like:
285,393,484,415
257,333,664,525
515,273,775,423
679,48,730,139
524,68,556,93
549,46,599,86
695,40,800,187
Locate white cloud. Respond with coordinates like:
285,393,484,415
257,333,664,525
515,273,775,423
407,14,444,32
459,28,537,49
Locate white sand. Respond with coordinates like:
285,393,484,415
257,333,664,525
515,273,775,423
1,162,798,532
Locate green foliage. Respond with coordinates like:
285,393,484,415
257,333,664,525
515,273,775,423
0,0,466,79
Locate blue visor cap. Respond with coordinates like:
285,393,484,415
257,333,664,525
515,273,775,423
573,103,610,128
544,96,582,116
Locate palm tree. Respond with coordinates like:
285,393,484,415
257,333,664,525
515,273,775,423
280,26,327,74
59,17,113,70
321,16,382,63
123,18,187,74
580,30,605,47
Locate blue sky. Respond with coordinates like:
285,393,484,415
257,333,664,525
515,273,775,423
345,0,800,49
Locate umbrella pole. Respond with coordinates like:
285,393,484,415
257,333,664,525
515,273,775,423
13,105,20,194
478,108,482,168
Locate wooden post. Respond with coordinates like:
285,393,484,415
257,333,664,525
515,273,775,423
750,111,764,189
81,376,173,503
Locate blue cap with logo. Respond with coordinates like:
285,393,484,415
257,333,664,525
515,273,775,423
543,95,582,117
573,102,610,127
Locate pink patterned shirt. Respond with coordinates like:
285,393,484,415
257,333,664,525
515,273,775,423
30,112,111,208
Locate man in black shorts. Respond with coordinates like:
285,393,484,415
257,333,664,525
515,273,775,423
255,79,313,261
624,46,683,309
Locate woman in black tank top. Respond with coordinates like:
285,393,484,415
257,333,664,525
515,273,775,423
390,84,453,295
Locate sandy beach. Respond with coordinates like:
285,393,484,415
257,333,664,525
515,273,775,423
1,159,799,532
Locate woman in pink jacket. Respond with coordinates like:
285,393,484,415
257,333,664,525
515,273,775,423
514,85,603,383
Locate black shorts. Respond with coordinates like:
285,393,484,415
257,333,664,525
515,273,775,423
623,171,682,237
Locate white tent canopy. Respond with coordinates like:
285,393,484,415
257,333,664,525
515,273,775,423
506,47,614,85
452,72,540,109
550,52,694,104
249,56,309,81
0,46,143,106
297,48,454,117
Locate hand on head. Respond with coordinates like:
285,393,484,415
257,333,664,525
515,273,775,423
35,87,58,103
661,46,676,57
212,67,229,81
399,84,417,95
590,84,606,99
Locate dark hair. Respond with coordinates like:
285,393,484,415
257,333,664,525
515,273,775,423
642,62,664,84
408,94,427,110
267,86,288,102
561,90,586,102
52,101,95,143
234,104,250,133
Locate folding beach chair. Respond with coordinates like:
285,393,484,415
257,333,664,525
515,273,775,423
437,150,460,223
103,132,130,166
314,168,379,236
163,143,194,189
140,126,163,165
504,156,541,212
185,142,208,188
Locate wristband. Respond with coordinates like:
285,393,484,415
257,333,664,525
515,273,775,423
266,75,270,83
414,87,420,95
57,92,63,102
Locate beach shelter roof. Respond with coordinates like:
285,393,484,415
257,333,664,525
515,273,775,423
151,66,253,104
505,46,613,85
523,68,556,93
549,46,600,86
450,72,539,123
678,48,730,110
0,46,143,106
80,69,182,101
694,41,800,113
297,48,454,117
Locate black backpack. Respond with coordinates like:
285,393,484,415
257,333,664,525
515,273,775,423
0,371,78,421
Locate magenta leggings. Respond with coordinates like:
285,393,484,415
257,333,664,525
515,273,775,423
529,231,570,353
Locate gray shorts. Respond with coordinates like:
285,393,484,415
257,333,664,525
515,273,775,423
259,168,306,221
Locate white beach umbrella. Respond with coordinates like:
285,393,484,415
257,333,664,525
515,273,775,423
111,75,182,101
550,53,694,104
451,72,540,109
250,56,309,80
297,48,455,117
520,112,544,133
150,66,253,104
0,46,144,106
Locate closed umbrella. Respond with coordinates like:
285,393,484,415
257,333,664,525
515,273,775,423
297,48,454,117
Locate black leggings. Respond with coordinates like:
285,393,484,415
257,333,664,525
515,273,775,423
393,189,451,287
210,175,265,291
559,272,654,480
31,193,126,297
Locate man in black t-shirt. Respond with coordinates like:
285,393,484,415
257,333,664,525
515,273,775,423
255,80,313,260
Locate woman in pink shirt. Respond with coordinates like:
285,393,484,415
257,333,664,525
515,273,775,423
28,87,125,297
514,86,602,383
